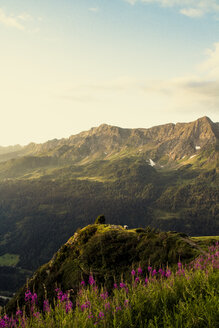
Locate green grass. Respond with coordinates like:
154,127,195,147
0,254,19,266
192,236,219,241
2,243,219,327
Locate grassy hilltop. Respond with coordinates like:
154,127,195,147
5,223,217,313
2,223,219,327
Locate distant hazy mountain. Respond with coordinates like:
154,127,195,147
0,145,23,162
0,116,218,298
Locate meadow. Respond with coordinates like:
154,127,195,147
1,242,218,328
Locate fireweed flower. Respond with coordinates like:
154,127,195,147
99,312,104,319
88,313,93,319
55,288,64,300
131,269,136,276
66,301,73,313
32,293,38,304
16,310,22,317
85,301,91,308
152,269,157,277
81,301,91,311
81,280,85,287
135,277,140,283
145,277,149,284
93,286,98,293
178,262,182,269
113,283,118,289
100,292,108,300
88,275,95,286
137,267,143,275
61,293,68,302
148,266,152,272
81,304,86,312
25,290,32,302
120,282,126,288
43,300,51,313
0,319,6,328
116,306,122,312
33,312,40,318
166,269,171,278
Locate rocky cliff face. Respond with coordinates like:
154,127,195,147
18,116,218,166
0,116,217,167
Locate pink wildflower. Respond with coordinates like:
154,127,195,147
89,275,95,286
120,282,126,288
137,267,143,275
152,269,157,277
99,312,104,319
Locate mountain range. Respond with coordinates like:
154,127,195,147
0,116,218,167
0,116,218,299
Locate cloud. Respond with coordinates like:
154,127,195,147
180,8,204,17
124,0,138,4
89,7,100,13
0,8,25,30
55,40,219,119
124,0,219,18
198,42,219,78
17,13,33,21
139,41,219,111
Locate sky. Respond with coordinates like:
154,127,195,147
0,0,219,145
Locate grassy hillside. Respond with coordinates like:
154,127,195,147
3,225,219,327
6,223,216,314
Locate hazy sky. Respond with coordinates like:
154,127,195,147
0,0,219,145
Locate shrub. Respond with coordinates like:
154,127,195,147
95,215,106,225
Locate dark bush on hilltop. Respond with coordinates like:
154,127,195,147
95,214,106,224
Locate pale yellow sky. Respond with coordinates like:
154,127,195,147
0,1,218,145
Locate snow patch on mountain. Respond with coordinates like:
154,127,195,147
149,159,156,167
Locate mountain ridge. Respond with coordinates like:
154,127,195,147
0,116,218,169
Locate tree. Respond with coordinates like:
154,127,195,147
95,215,105,224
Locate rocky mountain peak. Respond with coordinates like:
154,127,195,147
0,117,217,167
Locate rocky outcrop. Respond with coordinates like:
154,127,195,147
0,117,218,166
